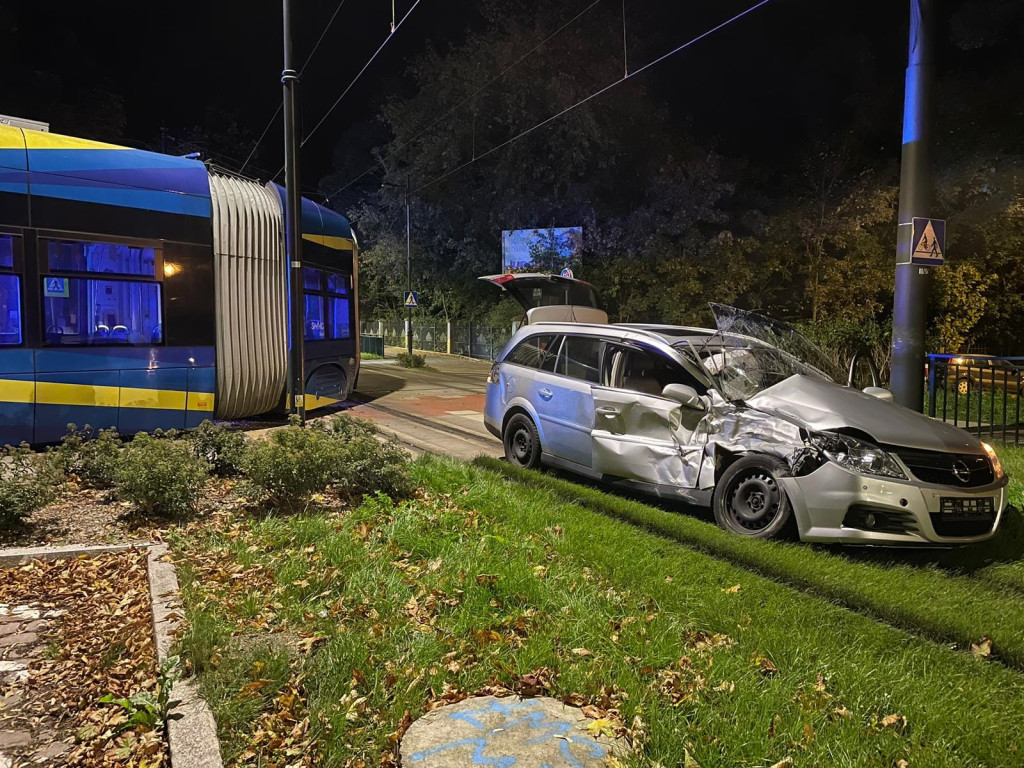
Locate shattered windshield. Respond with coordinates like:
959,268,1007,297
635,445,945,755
674,305,843,402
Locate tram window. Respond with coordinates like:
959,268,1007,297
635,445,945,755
305,294,325,340
304,268,351,341
42,278,162,345
0,274,21,345
327,273,348,295
303,267,323,291
0,235,12,269
48,240,156,277
328,297,350,339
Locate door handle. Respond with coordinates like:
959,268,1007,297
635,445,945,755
596,405,620,418
538,388,554,401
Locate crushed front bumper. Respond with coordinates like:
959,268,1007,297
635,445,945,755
781,462,1009,545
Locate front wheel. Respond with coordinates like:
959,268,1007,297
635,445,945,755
713,455,794,539
503,413,542,469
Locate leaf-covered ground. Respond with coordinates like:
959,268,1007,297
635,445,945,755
0,551,167,767
171,456,1024,768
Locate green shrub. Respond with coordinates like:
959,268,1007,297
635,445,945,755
52,424,124,488
242,416,412,511
0,444,63,528
188,420,247,477
395,352,426,368
115,433,210,518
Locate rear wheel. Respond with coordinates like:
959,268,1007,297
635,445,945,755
503,413,541,469
713,455,793,539
956,377,972,396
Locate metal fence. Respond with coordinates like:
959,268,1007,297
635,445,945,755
360,334,384,357
926,353,1024,445
359,320,516,361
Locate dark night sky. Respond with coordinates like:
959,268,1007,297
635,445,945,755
1,1,983,191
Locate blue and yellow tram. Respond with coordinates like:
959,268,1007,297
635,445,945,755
0,125,359,445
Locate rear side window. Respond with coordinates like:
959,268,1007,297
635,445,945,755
505,334,560,370
557,336,602,382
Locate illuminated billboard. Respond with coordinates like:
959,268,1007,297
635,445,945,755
501,227,582,274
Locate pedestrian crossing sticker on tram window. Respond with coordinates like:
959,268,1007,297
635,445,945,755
911,217,945,266
43,277,69,298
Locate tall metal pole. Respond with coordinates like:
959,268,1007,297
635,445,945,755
890,0,934,411
405,176,413,356
283,0,306,424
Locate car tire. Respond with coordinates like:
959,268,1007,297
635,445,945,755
713,454,794,540
503,413,542,469
956,377,972,396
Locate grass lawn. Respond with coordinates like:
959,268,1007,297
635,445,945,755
474,445,1024,669
172,454,1024,768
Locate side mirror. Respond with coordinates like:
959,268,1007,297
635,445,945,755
863,386,894,403
662,383,704,410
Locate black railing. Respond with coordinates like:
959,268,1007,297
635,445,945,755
926,354,1024,445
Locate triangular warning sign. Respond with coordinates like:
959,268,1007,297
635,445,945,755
913,220,943,262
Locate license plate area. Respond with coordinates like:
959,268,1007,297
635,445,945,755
939,496,994,519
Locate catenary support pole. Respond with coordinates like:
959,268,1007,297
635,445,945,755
890,0,934,411
283,0,306,424
406,176,413,356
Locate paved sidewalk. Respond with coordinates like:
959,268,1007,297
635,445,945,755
350,352,502,460
0,603,71,766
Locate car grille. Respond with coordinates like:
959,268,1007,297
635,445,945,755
886,447,995,488
929,512,996,538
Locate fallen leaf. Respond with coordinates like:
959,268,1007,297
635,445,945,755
972,637,992,659
880,713,908,733
722,583,741,594
571,648,593,657
768,759,794,768
683,748,702,767
584,718,616,738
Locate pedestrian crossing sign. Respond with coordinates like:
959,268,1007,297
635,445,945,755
43,277,69,298
404,291,419,309
911,217,945,266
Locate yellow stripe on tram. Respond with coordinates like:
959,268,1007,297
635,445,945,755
302,234,355,251
0,379,216,412
304,394,342,409
36,381,121,408
186,392,216,412
120,387,186,411
0,379,35,404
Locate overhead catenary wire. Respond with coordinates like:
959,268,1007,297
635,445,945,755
239,0,351,175
324,0,604,201
290,0,423,164
412,0,775,195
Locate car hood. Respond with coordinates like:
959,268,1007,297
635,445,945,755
746,374,985,454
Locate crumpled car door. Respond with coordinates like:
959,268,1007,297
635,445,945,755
590,386,705,488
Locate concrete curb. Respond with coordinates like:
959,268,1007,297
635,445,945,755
147,544,224,768
0,541,151,566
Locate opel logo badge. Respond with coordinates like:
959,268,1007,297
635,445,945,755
951,460,972,484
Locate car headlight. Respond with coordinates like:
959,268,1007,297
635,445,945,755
982,442,1004,479
808,432,907,479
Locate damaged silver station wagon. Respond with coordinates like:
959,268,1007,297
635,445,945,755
481,274,1008,545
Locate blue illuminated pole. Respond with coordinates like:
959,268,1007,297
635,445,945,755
890,0,933,410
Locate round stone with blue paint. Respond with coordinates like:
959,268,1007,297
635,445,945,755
399,695,620,768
